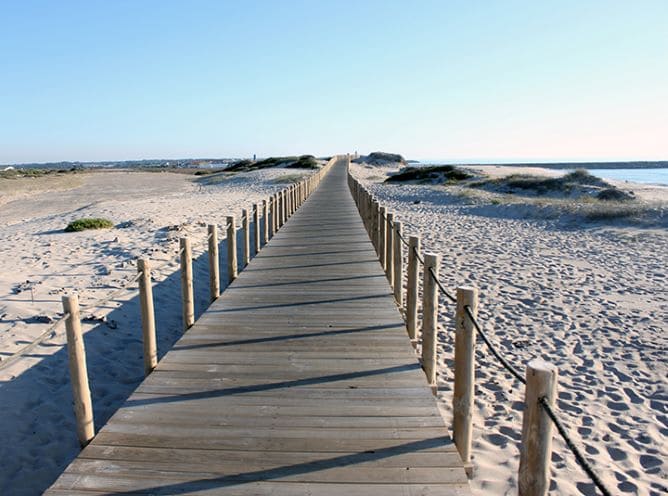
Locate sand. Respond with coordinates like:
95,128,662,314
351,162,667,496
1,162,665,495
0,167,312,495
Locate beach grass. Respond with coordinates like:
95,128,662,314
468,169,615,196
65,218,114,232
227,155,319,172
385,165,474,183
272,174,305,184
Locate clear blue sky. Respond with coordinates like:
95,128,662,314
1,0,667,164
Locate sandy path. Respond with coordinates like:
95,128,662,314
351,163,667,496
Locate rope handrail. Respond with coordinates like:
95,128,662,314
412,246,425,265
539,397,614,496
0,313,70,372
80,272,143,310
395,228,411,248
0,198,270,372
428,266,457,303
350,173,614,495
463,305,526,385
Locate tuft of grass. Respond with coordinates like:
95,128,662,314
227,155,319,172
285,155,320,169
581,203,644,220
273,174,305,184
65,218,114,232
469,169,618,198
385,165,473,183
353,152,406,166
596,188,634,202
0,168,77,179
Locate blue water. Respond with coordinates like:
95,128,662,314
587,168,668,186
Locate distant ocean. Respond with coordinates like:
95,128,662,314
586,168,668,186
417,160,668,186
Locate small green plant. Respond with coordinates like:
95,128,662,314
226,155,318,172
285,155,320,169
386,165,473,183
65,218,114,232
273,174,305,184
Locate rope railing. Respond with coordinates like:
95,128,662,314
348,171,616,496
0,195,293,373
412,245,425,265
463,305,525,385
429,266,457,303
539,396,614,496
0,313,71,372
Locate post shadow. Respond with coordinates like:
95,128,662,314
0,230,242,495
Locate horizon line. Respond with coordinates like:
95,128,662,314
4,155,668,168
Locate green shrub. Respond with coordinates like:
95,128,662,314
227,155,319,172
273,174,305,184
596,188,634,201
469,170,615,197
285,155,320,169
386,165,473,183
65,218,114,232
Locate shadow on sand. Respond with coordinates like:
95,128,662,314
0,227,253,495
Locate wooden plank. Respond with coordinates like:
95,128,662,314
45,157,470,495
61,459,468,484
78,445,463,468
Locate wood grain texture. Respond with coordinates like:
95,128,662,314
45,158,470,495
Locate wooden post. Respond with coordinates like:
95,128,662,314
453,286,478,474
406,236,420,341
385,212,394,287
253,203,260,256
180,237,194,331
282,190,287,224
285,187,291,218
367,194,373,234
393,221,403,307
278,191,284,227
207,225,219,302
421,253,440,388
269,196,276,238
227,216,237,284
519,360,558,496
261,199,268,246
361,191,367,230
137,259,157,375
242,209,250,267
62,294,94,447
379,206,387,270
289,187,293,216
371,200,379,253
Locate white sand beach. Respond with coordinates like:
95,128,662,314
350,162,667,496
1,161,666,495
0,167,312,494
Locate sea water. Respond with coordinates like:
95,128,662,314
586,168,668,186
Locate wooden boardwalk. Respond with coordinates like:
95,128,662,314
46,158,471,495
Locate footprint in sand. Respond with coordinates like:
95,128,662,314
606,446,627,461
639,454,662,471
